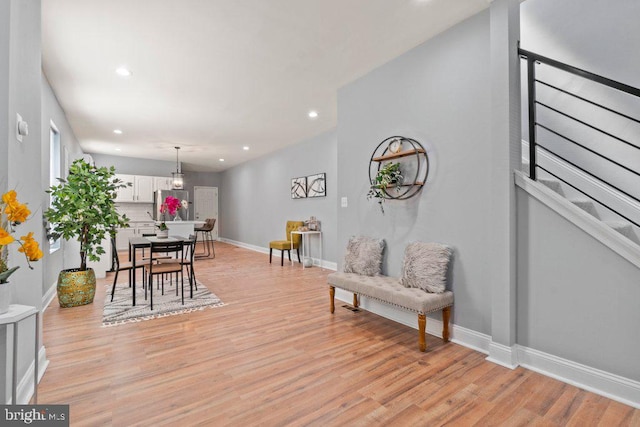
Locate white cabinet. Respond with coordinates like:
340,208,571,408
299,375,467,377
135,176,154,203
136,222,156,236
115,227,136,251
114,174,155,203
114,222,158,250
154,177,173,192
115,174,136,202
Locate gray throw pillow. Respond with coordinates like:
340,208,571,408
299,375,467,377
343,236,385,276
400,242,452,293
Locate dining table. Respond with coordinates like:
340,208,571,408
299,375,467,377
128,235,193,306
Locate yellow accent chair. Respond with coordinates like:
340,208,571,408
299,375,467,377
269,221,304,266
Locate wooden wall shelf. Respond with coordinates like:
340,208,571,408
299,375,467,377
368,136,429,201
372,148,426,162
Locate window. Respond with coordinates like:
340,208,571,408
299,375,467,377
49,121,61,252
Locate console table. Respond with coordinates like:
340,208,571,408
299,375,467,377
290,231,323,269
0,304,39,404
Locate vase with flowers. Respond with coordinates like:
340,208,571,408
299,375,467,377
156,196,182,237
0,190,44,314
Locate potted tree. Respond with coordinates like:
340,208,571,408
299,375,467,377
44,159,130,307
367,162,404,213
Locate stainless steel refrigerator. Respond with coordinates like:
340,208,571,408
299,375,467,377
154,190,189,221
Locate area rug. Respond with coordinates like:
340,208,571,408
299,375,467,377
102,280,224,327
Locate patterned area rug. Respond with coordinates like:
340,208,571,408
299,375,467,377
102,280,224,326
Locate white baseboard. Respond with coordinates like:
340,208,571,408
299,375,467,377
219,238,337,271
334,289,491,353
42,282,57,310
335,289,639,409
9,346,49,405
487,342,518,369
516,345,640,409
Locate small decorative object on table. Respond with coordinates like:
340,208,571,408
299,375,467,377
1,190,44,314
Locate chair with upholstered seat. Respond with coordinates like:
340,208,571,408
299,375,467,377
195,218,216,259
269,221,304,266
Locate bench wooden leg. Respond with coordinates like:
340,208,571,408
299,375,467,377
418,314,426,352
329,286,335,313
353,293,358,308
442,306,451,342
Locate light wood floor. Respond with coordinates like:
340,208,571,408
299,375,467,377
39,242,639,426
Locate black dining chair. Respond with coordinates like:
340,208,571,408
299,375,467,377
110,237,150,302
158,235,198,297
144,241,185,310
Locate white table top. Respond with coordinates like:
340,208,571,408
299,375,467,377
291,230,322,235
0,304,38,324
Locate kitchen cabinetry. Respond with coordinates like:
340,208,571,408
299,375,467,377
114,222,158,250
115,174,155,203
154,177,173,192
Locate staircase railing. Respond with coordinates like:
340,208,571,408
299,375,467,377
519,47,640,228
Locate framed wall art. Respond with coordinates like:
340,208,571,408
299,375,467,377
306,173,326,198
291,176,307,199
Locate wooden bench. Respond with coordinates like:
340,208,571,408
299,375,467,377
328,272,453,352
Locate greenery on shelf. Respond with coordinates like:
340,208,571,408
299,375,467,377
367,162,404,214
44,159,130,271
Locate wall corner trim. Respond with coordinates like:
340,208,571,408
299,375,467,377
486,342,519,369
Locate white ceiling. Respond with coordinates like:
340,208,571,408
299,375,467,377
42,0,489,172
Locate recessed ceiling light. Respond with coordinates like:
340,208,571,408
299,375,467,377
113,129,123,134
308,110,319,119
219,158,225,162
115,67,132,77
115,148,122,151
243,146,250,151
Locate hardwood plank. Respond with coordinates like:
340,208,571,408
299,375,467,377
36,242,640,426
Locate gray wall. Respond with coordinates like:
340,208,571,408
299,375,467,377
91,152,175,176
337,11,492,333
517,0,640,381
517,189,640,381
220,130,338,263
41,75,84,295
2,0,43,403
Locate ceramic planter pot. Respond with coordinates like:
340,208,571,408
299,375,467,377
57,268,96,308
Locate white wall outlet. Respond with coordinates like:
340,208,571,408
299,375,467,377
341,197,348,208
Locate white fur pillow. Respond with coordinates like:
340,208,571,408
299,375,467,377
400,242,452,293
343,236,385,276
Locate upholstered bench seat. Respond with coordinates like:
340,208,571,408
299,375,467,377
328,271,453,352
328,272,453,315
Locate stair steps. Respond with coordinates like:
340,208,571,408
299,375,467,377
570,199,600,219
528,171,640,246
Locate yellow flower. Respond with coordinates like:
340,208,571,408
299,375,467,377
18,232,43,262
0,227,15,245
2,190,17,204
3,190,30,224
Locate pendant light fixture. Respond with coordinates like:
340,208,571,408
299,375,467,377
172,146,184,189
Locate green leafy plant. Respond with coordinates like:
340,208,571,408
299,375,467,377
44,159,130,271
367,162,404,213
